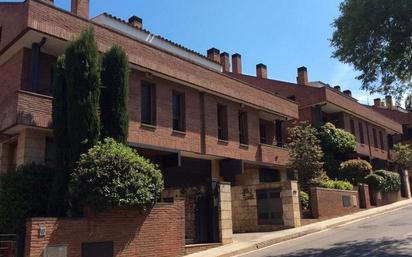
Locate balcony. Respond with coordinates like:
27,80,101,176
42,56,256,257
0,90,52,133
259,143,289,166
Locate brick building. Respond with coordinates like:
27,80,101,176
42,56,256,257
228,61,403,169
0,0,301,254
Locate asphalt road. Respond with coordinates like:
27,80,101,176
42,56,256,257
240,206,412,257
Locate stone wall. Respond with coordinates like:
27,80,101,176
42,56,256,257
310,187,360,219
218,182,232,244
25,200,185,257
231,180,300,233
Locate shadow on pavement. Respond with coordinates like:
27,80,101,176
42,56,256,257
269,238,412,257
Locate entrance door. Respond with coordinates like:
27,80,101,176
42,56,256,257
256,189,283,225
81,242,113,257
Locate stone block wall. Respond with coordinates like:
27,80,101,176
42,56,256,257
218,182,233,244
231,180,300,233
25,200,185,257
310,187,360,219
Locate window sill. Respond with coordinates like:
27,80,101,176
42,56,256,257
172,130,186,136
140,123,157,130
218,139,229,145
239,143,249,149
259,143,285,149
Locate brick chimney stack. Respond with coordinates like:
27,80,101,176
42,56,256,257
297,66,308,85
256,63,267,79
71,0,89,19
385,96,393,110
220,52,230,72
207,48,221,63
128,16,143,30
374,98,381,107
232,53,242,74
334,85,341,91
343,90,352,97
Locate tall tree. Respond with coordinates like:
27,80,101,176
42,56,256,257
48,56,70,216
287,122,324,187
65,27,101,164
100,44,130,143
331,0,412,101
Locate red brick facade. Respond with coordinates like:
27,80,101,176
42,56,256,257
25,200,185,257
310,187,360,219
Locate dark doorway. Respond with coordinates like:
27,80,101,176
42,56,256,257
256,189,283,225
81,242,113,257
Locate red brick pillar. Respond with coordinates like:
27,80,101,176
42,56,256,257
358,184,371,209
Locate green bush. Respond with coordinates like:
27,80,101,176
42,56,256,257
366,170,401,193
340,159,373,185
312,179,353,191
299,191,310,210
69,138,164,212
317,122,356,154
0,163,55,234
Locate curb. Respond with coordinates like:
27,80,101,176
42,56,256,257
185,199,412,257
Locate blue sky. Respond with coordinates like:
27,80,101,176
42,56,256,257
9,0,384,104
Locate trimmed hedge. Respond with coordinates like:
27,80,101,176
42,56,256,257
69,138,164,212
366,170,401,193
311,178,353,191
0,163,55,234
340,158,373,185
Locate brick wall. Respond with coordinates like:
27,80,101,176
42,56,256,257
369,190,401,206
310,187,360,219
25,200,185,257
0,2,28,50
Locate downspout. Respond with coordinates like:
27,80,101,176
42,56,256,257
365,123,372,161
200,92,206,155
29,37,47,92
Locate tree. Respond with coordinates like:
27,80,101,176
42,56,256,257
331,0,412,100
69,138,164,212
287,122,324,187
317,122,356,179
340,158,373,185
393,143,412,170
48,56,71,216
0,163,54,234
100,45,130,143
65,27,101,164
405,94,412,111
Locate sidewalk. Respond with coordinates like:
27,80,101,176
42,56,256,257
185,199,412,257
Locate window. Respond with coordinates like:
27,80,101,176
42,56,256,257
238,111,248,145
45,137,56,165
388,134,394,149
172,92,185,131
379,131,384,150
350,119,355,135
259,168,281,182
372,128,378,148
217,104,228,140
141,81,156,125
259,119,273,144
358,122,365,144
7,141,17,172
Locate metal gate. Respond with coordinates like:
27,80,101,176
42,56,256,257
0,235,17,257
256,189,283,225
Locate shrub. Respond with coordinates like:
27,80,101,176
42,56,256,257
287,122,324,186
0,163,55,234
317,122,356,154
69,138,164,212
312,179,353,191
340,159,373,185
366,170,401,193
299,191,310,210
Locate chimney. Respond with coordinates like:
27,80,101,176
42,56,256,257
374,98,381,107
256,63,267,79
207,48,220,63
334,85,341,91
385,95,393,110
220,52,230,72
71,0,89,19
297,66,308,85
232,53,242,74
343,90,352,97
128,16,143,30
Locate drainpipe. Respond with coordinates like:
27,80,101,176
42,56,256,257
29,37,47,92
365,123,372,161
200,92,206,155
